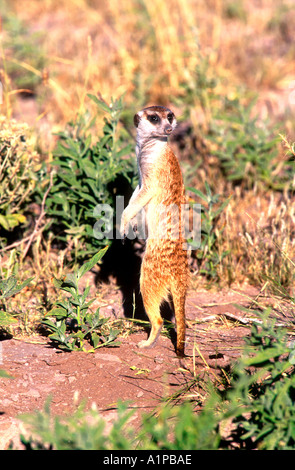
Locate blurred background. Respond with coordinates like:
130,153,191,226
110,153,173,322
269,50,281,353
1,0,294,136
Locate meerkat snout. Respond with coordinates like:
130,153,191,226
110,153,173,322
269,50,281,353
164,124,173,135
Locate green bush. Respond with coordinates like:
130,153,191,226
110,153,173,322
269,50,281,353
178,51,290,191
0,116,40,235
208,97,283,190
137,396,220,450
188,182,231,279
0,274,33,328
44,95,136,259
19,397,221,450
42,247,121,351
226,310,295,449
0,249,34,330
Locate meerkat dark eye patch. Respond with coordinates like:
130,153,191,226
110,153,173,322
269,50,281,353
134,113,140,127
147,114,160,124
167,113,174,124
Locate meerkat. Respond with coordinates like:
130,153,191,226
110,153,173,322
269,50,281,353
120,105,189,357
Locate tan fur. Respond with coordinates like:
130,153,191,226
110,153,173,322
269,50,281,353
121,106,189,357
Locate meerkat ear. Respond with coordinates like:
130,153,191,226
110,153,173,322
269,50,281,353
134,113,140,128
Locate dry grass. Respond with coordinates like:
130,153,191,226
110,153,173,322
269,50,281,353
219,190,295,288
1,0,294,130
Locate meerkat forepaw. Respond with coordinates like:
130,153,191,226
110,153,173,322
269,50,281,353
120,217,128,242
120,229,127,244
120,211,138,243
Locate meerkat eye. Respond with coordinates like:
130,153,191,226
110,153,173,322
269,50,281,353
148,114,160,124
167,113,174,124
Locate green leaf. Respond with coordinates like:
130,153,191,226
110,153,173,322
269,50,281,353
77,246,109,279
91,332,100,348
116,145,132,159
41,318,59,332
288,348,295,365
0,369,14,378
187,187,208,203
0,213,26,230
243,347,287,367
0,276,34,299
46,307,68,319
87,94,110,113
212,195,232,219
0,276,17,297
63,273,78,290
52,277,65,290
10,277,34,296
0,310,18,326
64,225,86,236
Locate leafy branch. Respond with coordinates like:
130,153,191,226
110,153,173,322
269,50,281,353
42,246,121,352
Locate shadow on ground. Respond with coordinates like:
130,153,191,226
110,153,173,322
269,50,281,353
95,238,177,350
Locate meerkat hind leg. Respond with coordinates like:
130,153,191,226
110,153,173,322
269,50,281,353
137,315,163,349
138,280,165,349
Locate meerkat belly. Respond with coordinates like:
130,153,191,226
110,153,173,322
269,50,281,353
144,196,181,240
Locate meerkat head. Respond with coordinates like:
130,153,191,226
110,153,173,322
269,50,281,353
134,106,177,143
